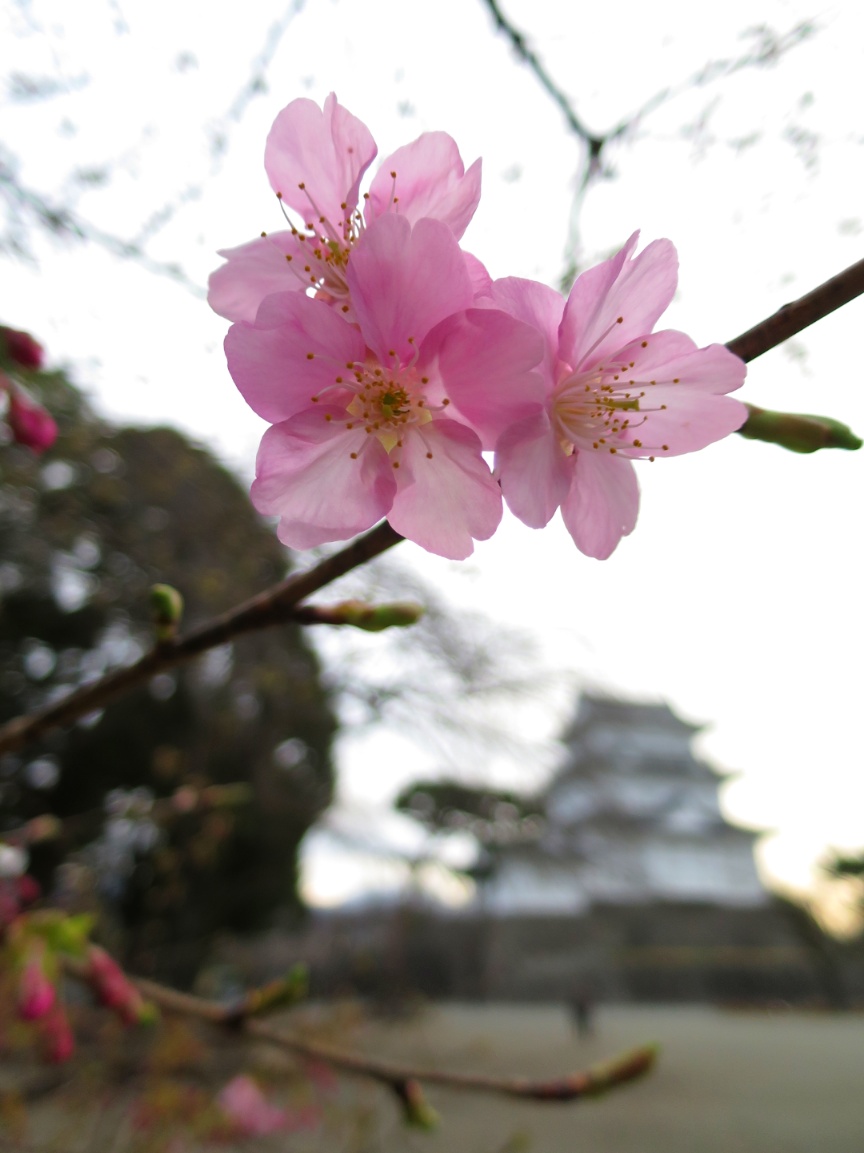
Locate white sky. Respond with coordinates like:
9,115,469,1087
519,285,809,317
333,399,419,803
2,0,863,917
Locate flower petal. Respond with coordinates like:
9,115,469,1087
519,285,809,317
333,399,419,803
604,334,747,456
265,94,377,231
387,420,501,559
367,133,482,239
225,293,364,423
560,450,640,559
348,215,473,363
496,409,573,529
208,232,305,323
487,276,566,388
560,233,678,372
252,409,395,548
429,307,546,447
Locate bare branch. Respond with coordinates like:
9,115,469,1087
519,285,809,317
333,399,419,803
62,955,657,1104
0,521,402,756
726,256,864,364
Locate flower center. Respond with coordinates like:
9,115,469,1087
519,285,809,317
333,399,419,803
551,341,672,460
344,361,433,453
273,170,404,311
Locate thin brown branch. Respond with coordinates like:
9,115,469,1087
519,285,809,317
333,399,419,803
62,957,656,1103
0,520,402,756
481,0,601,152
726,256,864,363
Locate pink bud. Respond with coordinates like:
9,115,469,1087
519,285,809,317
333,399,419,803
6,386,57,453
0,326,45,370
87,945,152,1024
18,952,56,1021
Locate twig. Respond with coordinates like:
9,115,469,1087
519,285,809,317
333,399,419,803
0,521,402,756
725,256,864,363
62,957,656,1104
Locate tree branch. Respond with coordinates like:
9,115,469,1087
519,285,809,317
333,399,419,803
61,956,656,1105
725,256,864,363
0,521,402,756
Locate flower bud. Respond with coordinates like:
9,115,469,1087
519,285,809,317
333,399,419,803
6,385,57,453
18,942,56,1021
87,944,157,1025
0,326,45,370
395,1078,439,1130
328,599,425,632
740,404,863,454
150,583,184,641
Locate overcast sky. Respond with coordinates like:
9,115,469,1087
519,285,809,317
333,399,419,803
3,0,863,920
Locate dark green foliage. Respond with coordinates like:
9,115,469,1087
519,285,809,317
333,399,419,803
0,373,336,983
396,779,543,842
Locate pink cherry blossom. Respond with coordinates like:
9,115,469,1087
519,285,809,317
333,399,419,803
217,1076,292,1137
208,93,483,323
448,234,747,559
225,214,542,559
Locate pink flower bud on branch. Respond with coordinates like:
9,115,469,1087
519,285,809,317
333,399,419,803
0,325,45,370
17,940,56,1021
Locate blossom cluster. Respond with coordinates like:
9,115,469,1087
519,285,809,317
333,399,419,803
211,95,747,560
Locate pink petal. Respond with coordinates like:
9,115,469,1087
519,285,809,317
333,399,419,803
464,251,493,299
604,334,747,456
265,94,377,231
560,234,678,372
429,307,546,447
387,420,501,559
225,293,364,423
367,133,482,239
218,1076,291,1137
560,451,640,559
496,410,573,529
348,215,473,364
208,232,306,322
251,410,395,548
487,277,567,388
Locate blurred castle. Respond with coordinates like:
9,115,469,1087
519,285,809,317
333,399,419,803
223,696,838,1004
472,694,803,1000
481,694,766,916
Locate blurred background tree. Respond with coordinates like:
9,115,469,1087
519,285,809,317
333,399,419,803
0,372,337,985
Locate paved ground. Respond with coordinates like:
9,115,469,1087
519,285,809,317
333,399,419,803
349,1002,864,1153
7,1003,863,1151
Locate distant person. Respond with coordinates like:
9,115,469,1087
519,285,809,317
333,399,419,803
569,984,595,1038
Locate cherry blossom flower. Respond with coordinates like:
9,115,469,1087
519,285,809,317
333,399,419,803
217,1076,295,1137
447,233,747,559
224,213,542,559
208,93,484,324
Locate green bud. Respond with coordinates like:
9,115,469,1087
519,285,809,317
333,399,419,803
29,911,95,958
150,583,184,641
397,1079,439,1130
332,599,424,632
246,964,309,1015
739,405,863,454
